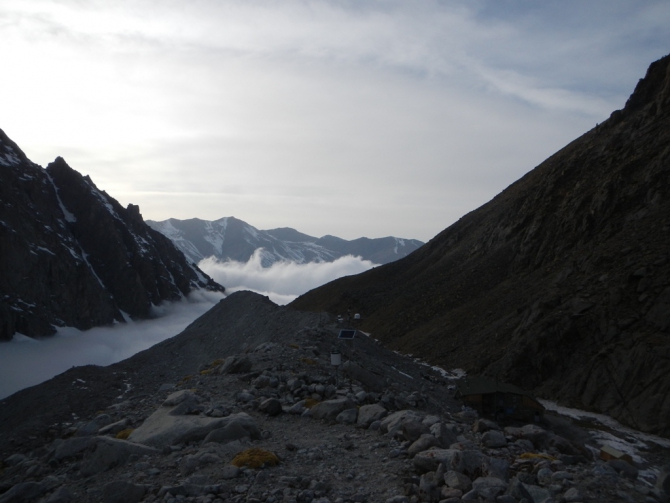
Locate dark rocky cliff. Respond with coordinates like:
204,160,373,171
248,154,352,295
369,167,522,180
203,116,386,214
291,54,670,437
0,130,224,341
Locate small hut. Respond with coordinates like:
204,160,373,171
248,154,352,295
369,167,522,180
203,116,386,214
599,445,633,464
455,376,544,422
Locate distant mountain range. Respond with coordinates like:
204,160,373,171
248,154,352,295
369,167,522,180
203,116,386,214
0,130,224,341
292,54,670,436
146,217,424,267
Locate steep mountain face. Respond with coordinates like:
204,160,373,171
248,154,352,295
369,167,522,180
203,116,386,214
147,216,423,266
0,130,224,341
291,54,670,437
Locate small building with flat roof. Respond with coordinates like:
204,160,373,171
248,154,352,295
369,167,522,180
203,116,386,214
599,445,633,464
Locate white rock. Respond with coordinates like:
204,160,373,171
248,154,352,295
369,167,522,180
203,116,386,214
128,408,257,449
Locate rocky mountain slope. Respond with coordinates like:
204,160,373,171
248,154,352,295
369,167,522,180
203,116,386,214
1,292,667,503
291,54,670,438
146,217,423,267
0,130,224,341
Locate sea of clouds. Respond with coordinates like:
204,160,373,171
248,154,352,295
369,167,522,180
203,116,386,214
198,250,376,305
0,290,223,400
0,254,375,399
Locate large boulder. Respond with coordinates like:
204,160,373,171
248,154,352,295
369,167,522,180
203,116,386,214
357,404,387,427
202,418,260,445
408,434,440,458
128,406,257,449
481,430,507,448
310,398,356,420
444,470,472,492
218,355,253,374
380,410,424,437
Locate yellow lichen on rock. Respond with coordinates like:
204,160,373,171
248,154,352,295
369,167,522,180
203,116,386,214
231,448,279,469
304,398,320,409
200,359,224,375
179,375,194,385
116,428,134,440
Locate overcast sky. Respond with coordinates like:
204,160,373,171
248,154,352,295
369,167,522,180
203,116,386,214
2,1,669,242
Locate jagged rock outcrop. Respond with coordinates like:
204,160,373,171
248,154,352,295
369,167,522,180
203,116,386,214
291,54,670,436
147,216,424,266
0,131,224,341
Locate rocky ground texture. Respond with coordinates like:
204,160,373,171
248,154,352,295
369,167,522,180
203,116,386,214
1,292,669,503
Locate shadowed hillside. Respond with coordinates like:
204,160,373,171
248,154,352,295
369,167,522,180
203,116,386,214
291,54,670,437
0,135,224,341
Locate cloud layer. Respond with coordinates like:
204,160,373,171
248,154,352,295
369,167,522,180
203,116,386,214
0,291,223,400
199,250,377,305
0,254,376,399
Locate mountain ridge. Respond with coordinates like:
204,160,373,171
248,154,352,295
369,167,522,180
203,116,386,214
291,53,670,437
147,216,424,267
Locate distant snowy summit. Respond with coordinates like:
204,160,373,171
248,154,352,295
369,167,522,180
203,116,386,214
146,216,424,266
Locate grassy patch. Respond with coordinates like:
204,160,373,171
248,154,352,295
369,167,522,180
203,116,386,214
231,448,279,469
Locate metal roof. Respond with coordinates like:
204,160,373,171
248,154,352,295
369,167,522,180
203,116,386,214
600,445,630,459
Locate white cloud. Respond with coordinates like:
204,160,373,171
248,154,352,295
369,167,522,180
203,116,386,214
0,291,224,400
199,250,377,305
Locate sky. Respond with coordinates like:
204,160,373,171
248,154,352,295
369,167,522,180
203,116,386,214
2,0,669,242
